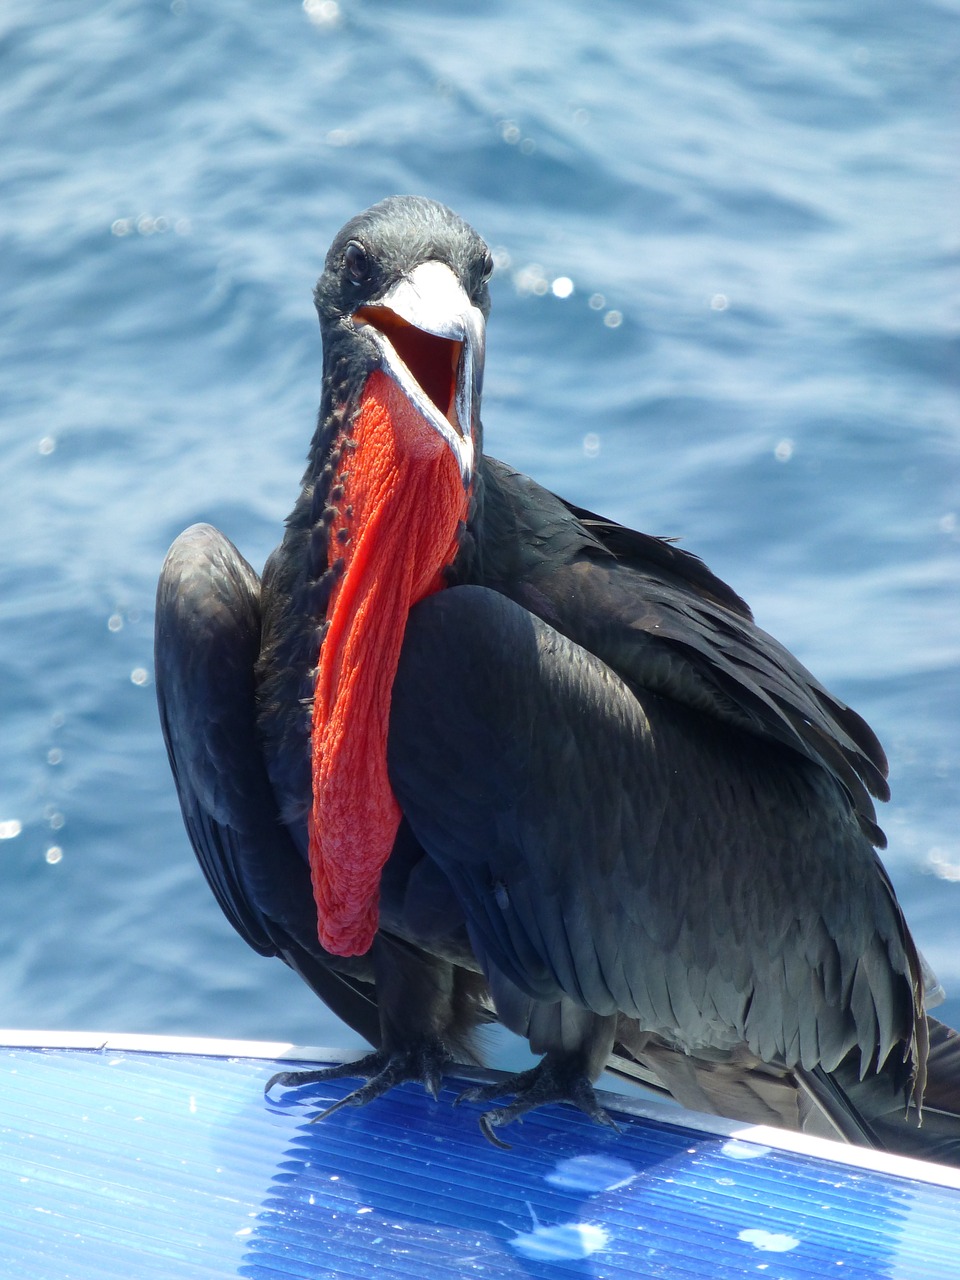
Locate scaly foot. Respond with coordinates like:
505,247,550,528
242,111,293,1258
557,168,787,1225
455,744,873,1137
266,1040,452,1122
457,1055,620,1149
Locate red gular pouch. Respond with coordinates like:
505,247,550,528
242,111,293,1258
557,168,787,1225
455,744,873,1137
309,368,471,957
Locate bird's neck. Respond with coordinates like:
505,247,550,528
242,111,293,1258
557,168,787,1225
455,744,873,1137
309,369,469,956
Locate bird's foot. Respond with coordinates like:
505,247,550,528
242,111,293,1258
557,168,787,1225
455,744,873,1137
457,1057,620,1149
265,1040,452,1122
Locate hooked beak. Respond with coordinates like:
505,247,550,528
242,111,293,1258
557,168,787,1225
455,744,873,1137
351,261,485,485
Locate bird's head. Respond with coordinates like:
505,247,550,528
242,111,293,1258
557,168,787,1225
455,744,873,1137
313,195,491,487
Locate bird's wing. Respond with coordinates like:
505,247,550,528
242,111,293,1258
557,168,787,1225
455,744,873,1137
561,551,889,845
388,584,922,1091
558,495,754,618
480,460,888,846
155,523,380,1044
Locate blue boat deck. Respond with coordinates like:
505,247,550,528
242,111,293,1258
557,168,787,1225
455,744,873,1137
2,1032,958,1279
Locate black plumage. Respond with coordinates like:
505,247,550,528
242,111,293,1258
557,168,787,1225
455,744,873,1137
155,196,960,1163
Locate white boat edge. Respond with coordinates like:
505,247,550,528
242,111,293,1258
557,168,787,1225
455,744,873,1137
3,1027,959,1193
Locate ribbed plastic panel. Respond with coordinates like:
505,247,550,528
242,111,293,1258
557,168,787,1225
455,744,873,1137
1,1045,958,1279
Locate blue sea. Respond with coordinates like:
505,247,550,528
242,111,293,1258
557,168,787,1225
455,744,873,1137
1,0,958,1060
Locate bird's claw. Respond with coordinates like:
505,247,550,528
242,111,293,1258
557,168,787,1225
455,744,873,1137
265,1050,384,1099
265,1041,452,1120
457,1062,619,1148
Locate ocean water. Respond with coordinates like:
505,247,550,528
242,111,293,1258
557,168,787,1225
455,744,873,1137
1,0,957,1065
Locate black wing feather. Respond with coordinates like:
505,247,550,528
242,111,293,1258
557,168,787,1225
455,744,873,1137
389,584,919,1086
155,523,380,1045
481,460,889,845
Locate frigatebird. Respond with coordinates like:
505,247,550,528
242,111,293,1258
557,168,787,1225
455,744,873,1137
155,195,960,1162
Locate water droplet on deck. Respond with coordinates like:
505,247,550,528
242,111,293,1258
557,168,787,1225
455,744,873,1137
738,1228,800,1252
546,1154,636,1191
511,1221,609,1261
721,1139,770,1160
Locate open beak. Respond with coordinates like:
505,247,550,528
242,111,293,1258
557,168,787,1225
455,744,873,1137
351,261,485,485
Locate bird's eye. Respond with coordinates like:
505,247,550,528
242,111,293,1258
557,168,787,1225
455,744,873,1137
343,241,370,285
480,248,495,282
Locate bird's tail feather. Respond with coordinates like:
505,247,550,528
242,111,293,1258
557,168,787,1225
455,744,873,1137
607,1017,960,1168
